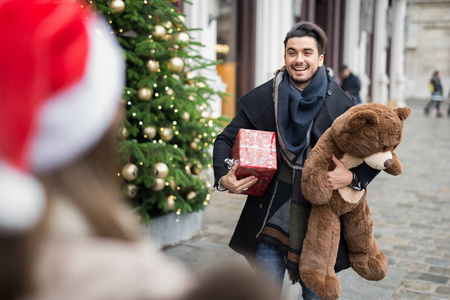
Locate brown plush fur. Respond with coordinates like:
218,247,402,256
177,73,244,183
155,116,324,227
299,103,411,300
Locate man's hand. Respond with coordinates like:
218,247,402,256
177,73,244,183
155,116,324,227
327,155,353,190
221,164,258,194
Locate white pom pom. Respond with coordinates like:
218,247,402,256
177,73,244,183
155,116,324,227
0,163,46,232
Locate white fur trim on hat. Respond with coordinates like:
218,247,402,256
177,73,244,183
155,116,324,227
0,162,46,233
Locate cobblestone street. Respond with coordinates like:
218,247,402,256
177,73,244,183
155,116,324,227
164,100,450,299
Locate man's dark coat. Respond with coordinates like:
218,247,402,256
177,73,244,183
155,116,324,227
213,72,379,270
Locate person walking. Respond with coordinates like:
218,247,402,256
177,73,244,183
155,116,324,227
424,70,444,117
339,64,362,104
213,21,380,299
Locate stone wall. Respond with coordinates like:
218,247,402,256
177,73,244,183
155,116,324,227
404,0,450,100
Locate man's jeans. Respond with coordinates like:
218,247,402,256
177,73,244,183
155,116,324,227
255,241,320,300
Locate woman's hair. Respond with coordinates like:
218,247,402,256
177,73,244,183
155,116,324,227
37,109,140,241
284,21,328,55
0,109,140,299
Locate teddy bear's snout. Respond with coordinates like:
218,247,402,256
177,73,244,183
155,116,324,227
364,151,394,170
384,158,393,168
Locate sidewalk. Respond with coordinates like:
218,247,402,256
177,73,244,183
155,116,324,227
164,100,450,300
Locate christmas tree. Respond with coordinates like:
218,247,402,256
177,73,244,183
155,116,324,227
91,0,227,223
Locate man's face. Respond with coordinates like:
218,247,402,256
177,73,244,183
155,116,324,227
284,36,324,89
340,68,350,78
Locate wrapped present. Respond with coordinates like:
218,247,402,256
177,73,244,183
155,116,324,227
229,129,277,196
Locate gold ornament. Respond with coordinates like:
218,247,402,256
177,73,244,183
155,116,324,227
169,179,177,189
186,191,196,200
168,57,184,73
124,184,138,198
143,126,157,139
175,32,190,43
192,163,203,175
185,71,195,86
152,162,169,179
151,178,165,191
163,21,173,29
177,16,185,25
121,163,139,181
146,60,159,73
122,127,129,138
137,87,152,101
109,0,125,14
201,109,210,118
181,111,190,122
160,127,174,142
190,138,200,150
166,195,175,211
152,25,166,40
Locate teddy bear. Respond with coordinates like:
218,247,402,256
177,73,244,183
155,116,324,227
299,103,411,300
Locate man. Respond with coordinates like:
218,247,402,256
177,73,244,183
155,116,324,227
340,64,362,104
213,22,379,299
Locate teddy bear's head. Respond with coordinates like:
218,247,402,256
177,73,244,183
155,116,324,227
331,103,410,171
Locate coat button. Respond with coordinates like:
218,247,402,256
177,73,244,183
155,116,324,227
327,90,332,96
259,204,263,209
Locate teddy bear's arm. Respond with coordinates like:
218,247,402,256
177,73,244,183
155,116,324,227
301,130,340,205
383,151,403,176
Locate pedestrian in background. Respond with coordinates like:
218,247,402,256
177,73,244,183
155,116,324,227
0,1,194,299
424,70,444,117
327,67,338,83
448,84,450,117
213,21,380,300
340,64,362,104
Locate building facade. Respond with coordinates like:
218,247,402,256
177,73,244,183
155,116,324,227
184,0,450,118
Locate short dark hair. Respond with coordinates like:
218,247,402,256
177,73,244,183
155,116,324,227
339,65,348,72
284,21,328,55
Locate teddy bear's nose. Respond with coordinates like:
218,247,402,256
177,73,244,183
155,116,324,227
384,158,393,168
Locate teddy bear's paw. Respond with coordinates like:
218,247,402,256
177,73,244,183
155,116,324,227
300,270,340,300
351,253,388,280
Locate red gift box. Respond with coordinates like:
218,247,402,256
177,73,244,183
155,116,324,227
230,129,277,196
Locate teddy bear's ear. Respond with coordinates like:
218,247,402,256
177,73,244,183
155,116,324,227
394,107,411,121
345,110,379,132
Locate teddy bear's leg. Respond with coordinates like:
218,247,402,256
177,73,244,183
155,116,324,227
300,204,341,300
341,197,388,281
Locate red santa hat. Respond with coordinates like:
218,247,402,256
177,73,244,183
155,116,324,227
0,0,125,232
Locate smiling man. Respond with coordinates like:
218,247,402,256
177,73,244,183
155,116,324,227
213,22,380,299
